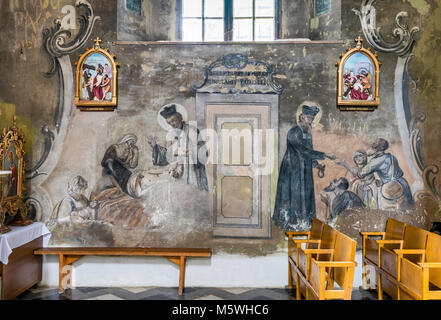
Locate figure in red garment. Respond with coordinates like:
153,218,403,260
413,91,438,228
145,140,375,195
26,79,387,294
92,64,105,101
6,151,17,197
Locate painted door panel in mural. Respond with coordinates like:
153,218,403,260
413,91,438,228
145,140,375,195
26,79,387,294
207,104,271,238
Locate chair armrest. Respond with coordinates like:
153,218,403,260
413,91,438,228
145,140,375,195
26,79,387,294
303,249,334,255
376,240,403,245
293,239,321,244
286,231,309,238
393,249,425,255
418,262,441,268
313,261,357,268
360,232,385,237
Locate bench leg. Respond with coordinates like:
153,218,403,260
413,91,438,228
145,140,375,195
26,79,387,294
179,256,186,295
168,256,187,295
58,254,82,294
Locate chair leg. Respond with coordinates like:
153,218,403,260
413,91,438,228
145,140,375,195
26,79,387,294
296,274,301,300
377,273,383,300
362,261,368,289
288,261,293,289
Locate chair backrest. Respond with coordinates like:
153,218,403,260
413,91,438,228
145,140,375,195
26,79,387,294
317,224,338,261
384,218,406,240
333,232,357,288
309,218,324,240
426,232,441,288
403,224,428,249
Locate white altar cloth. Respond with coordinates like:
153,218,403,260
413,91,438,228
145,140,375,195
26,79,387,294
0,222,51,265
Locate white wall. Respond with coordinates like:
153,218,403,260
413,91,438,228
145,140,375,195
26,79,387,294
40,250,365,288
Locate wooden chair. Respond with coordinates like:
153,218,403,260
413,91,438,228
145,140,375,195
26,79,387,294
360,218,406,290
286,218,324,289
399,232,441,300
379,224,428,300
291,224,338,299
300,231,358,300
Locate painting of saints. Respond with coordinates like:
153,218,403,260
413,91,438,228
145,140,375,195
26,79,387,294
342,53,374,101
4,149,18,198
80,53,113,102
272,105,335,230
148,104,209,191
92,64,105,101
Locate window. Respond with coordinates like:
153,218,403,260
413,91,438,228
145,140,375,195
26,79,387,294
181,0,225,41
179,0,278,41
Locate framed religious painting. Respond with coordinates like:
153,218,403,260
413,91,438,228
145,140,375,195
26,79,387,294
336,36,381,111
0,117,31,233
75,37,119,111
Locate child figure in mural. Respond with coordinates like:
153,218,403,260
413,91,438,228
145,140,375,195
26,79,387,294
147,104,209,191
48,175,99,229
334,150,380,208
320,177,365,222
272,105,335,230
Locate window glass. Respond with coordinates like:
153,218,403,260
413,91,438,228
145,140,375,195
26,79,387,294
182,0,202,17
182,19,203,41
205,0,224,17
233,0,253,17
205,19,224,41
255,18,274,40
233,19,253,41
255,0,274,17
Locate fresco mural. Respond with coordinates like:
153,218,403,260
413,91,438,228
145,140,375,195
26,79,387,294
48,105,212,247
273,105,336,230
274,105,416,230
3,0,438,254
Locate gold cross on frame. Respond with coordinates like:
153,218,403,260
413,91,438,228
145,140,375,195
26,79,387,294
93,37,102,49
355,36,363,48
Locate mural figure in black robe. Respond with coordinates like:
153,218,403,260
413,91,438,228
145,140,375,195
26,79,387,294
273,105,335,229
148,104,209,191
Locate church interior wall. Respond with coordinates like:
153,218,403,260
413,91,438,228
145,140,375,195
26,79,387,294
0,0,440,288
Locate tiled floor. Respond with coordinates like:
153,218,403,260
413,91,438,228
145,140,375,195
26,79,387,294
15,286,390,300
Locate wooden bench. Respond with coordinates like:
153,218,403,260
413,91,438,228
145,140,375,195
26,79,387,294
286,218,324,289
378,224,428,300
290,223,338,299
295,231,357,300
34,247,212,295
399,231,441,300
360,218,406,294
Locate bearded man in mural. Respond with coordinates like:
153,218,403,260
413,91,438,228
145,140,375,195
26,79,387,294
147,104,209,192
273,105,336,230
320,177,365,222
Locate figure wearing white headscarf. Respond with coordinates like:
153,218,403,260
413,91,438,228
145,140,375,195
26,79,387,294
101,134,139,194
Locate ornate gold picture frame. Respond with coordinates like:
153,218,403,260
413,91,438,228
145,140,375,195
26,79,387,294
0,117,31,233
75,37,119,111
336,36,381,111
